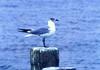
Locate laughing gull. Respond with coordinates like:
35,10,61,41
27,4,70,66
18,18,59,47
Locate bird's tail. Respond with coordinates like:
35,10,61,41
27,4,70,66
18,28,32,33
24,34,36,37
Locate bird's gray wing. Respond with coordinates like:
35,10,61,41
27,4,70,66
31,28,49,35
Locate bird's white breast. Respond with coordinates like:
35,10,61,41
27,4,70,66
48,20,56,32
40,20,56,37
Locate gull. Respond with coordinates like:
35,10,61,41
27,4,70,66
18,18,59,47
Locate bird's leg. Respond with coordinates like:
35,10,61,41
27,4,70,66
42,37,46,47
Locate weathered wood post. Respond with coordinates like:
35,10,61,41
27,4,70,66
42,67,76,70
30,47,59,70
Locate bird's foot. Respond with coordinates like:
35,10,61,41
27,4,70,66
44,45,48,48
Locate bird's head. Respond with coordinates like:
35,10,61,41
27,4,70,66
50,18,59,22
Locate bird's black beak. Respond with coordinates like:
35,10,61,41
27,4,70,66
56,19,59,21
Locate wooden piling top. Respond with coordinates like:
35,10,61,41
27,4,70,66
31,47,58,52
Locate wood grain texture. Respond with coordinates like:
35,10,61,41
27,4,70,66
30,47,59,70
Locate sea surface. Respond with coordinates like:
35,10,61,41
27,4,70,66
0,0,100,70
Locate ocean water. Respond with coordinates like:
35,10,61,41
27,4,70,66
0,0,100,70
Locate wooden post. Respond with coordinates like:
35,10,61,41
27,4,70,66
30,47,59,70
42,67,76,70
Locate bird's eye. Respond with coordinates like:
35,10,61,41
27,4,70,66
56,19,59,21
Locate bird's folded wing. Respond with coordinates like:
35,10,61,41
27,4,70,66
31,28,49,35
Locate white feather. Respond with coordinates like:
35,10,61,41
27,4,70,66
24,34,33,37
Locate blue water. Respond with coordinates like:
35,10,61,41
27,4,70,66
0,0,100,70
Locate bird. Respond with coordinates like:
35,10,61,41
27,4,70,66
18,18,59,47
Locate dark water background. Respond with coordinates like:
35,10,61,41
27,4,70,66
0,0,100,70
